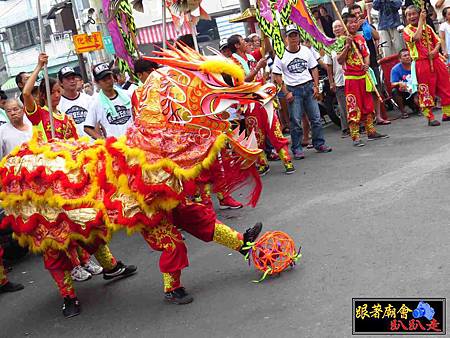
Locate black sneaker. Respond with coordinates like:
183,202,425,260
367,132,389,141
62,297,81,318
341,129,350,138
284,162,296,175
164,287,194,305
258,165,270,176
239,222,263,255
0,281,24,293
428,119,441,126
103,261,137,280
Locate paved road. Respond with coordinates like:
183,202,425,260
2,111,450,338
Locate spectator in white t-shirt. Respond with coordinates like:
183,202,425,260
0,98,32,159
439,7,450,66
324,20,349,137
58,66,93,137
273,25,332,159
84,63,133,139
112,68,138,98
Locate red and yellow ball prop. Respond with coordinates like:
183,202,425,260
250,231,301,281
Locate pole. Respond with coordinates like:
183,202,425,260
421,1,434,72
66,2,88,81
330,0,383,102
36,0,55,138
162,0,167,48
239,0,251,36
190,21,199,52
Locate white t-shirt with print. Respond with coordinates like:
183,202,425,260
85,91,133,138
58,92,93,137
324,51,345,87
439,21,450,57
0,122,32,159
272,46,318,86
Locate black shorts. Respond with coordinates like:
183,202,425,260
392,88,416,103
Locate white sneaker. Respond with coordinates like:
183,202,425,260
83,259,103,275
71,265,92,282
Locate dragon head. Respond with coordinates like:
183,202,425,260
135,43,277,162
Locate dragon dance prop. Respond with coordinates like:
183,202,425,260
245,231,302,282
256,0,343,58
0,44,278,253
103,0,140,80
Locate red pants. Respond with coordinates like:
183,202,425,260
43,239,117,299
345,76,377,141
345,76,375,122
416,58,450,119
245,103,291,165
141,197,244,292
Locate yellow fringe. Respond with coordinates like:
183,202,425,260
111,133,228,181
199,60,245,85
1,130,230,253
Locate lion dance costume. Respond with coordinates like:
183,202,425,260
0,44,277,317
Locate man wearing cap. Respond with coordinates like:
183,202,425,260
58,67,93,137
273,24,332,159
84,63,133,139
219,39,232,58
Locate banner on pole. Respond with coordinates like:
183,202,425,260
256,0,344,58
102,36,116,55
73,32,104,54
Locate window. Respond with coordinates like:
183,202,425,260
7,19,51,51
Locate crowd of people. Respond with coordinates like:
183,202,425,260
1,0,450,317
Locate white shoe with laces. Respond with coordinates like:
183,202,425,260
71,265,92,282
83,260,103,275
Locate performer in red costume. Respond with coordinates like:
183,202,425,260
227,35,295,175
403,6,450,126
337,14,388,146
130,58,263,303
21,53,137,318
23,54,78,141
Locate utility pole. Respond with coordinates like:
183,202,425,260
47,1,89,82
239,0,251,36
69,2,89,82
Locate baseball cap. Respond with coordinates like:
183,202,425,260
92,63,113,81
285,24,299,36
58,66,81,81
219,38,229,51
